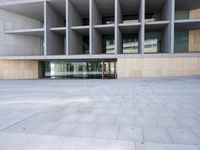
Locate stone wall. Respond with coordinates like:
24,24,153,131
117,57,200,78
0,60,41,79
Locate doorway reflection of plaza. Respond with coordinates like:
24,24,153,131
43,61,117,79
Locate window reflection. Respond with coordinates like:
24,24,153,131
102,35,115,54
123,34,139,54
43,61,116,79
144,32,161,53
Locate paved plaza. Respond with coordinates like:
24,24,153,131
0,77,200,150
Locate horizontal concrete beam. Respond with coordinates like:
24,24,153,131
1,53,200,61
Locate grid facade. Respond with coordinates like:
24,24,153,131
0,0,200,79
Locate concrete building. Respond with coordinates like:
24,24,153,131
0,0,200,79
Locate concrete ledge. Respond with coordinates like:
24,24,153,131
0,53,200,60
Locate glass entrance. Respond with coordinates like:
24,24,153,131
43,60,117,79
102,61,116,79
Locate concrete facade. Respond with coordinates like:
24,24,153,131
0,0,200,79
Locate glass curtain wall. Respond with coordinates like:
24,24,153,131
43,61,116,79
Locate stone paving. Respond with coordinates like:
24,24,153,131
0,77,200,150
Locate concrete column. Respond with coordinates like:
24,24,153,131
170,0,175,53
161,0,175,53
115,0,122,54
66,0,69,55
91,0,102,54
139,0,145,54
44,0,47,56
89,0,93,55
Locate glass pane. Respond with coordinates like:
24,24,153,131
123,34,139,54
82,36,89,54
102,35,115,54
174,31,188,53
175,11,189,20
43,61,116,79
144,32,161,53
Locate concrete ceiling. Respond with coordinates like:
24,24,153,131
95,0,115,16
146,0,166,12
119,0,140,15
95,25,114,34
175,0,200,10
72,28,89,35
145,22,169,31
0,1,44,21
119,24,140,33
70,0,89,17
48,0,66,18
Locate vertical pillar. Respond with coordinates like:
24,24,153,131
89,0,93,55
44,0,47,56
170,0,175,53
115,0,122,54
102,61,104,79
139,0,145,54
108,62,111,79
66,0,69,55
161,0,175,53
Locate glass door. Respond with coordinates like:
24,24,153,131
102,61,116,79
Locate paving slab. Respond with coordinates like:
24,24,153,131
0,78,200,149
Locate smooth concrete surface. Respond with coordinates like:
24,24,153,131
0,78,200,149
0,8,43,56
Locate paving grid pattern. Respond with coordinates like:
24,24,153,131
0,78,200,150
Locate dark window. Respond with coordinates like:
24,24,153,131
102,16,114,24
82,18,89,26
145,12,161,21
123,15,139,23
82,36,89,54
